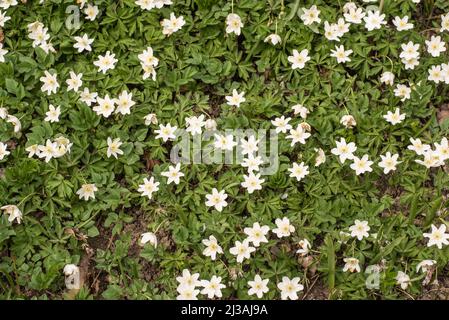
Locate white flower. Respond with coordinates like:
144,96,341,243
76,183,98,201
54,136,73,156
331,45,352,63
1,205,22,224
38,139,58,162
0,141,10,160
138,46,159,67
185,115,205,135
202,235,223,260
286,125,311,146
241,154,264,172
176,269,201,289
415,150,443,168
394,84,411,101
39,41,56,54
300,5,321,25
350,155,373,175
161,163,184,185
363,11,386,31
277,277,303,300
161,13,185,36
340,114,356,128
200,276,226,299
0,43,7,63
426,35,446,57
114,91,136,115
204,119,217,131
106,137,123,159
428,65,444,84
135,0,156,11
0,107,7,119
248,275,269,299
144,113,158,126
140,232,158,247
84,4,99,21
324,21,340,41
434,137,449,161
344,7,365,24
335,18,350,37
229,239,256,263
155,123,178,142
241,172,264,194
94,95,115,118
214,134,237,151
423,224,449,249
79,88,97,106
63,264,81,290
177,285,200,300
44,104,61,123
0,0,18,9
442,13,449,32
349,220,370,241
66,71,83,92
343,2,357,14
393,16,414,31
26,144,39,158
240,135,259,155
73,33,94,52
273,217,295,238
226,13,243,35
205,188,228,212
400,41,420,61
292,104,309,119
0,10,11,28
440,62,449,83
94,51,118,74
408,138,430,156
288,49,310,70
288,162,309,182
225,89,245,107
264,34,281,45
396,271,410,290
343,257,361,273
138,177,160,200
28,25,50,50
156,0,173,8
378,152,401,174
314,148,326,167
402,57,420,70
271,116,292,134
380,71,395,86
383,108,405,125
296,239,311,256
416,260,436,273
40,71,59,95
141,55,156,81
331,137,357,163
244,222,270,247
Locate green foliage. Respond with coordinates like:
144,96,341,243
0,0,449,300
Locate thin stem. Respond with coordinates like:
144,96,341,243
17,192,37,207
385,55,394,71
155,218,169,233
379,0,385,13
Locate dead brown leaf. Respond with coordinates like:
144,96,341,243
437,103,449,124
